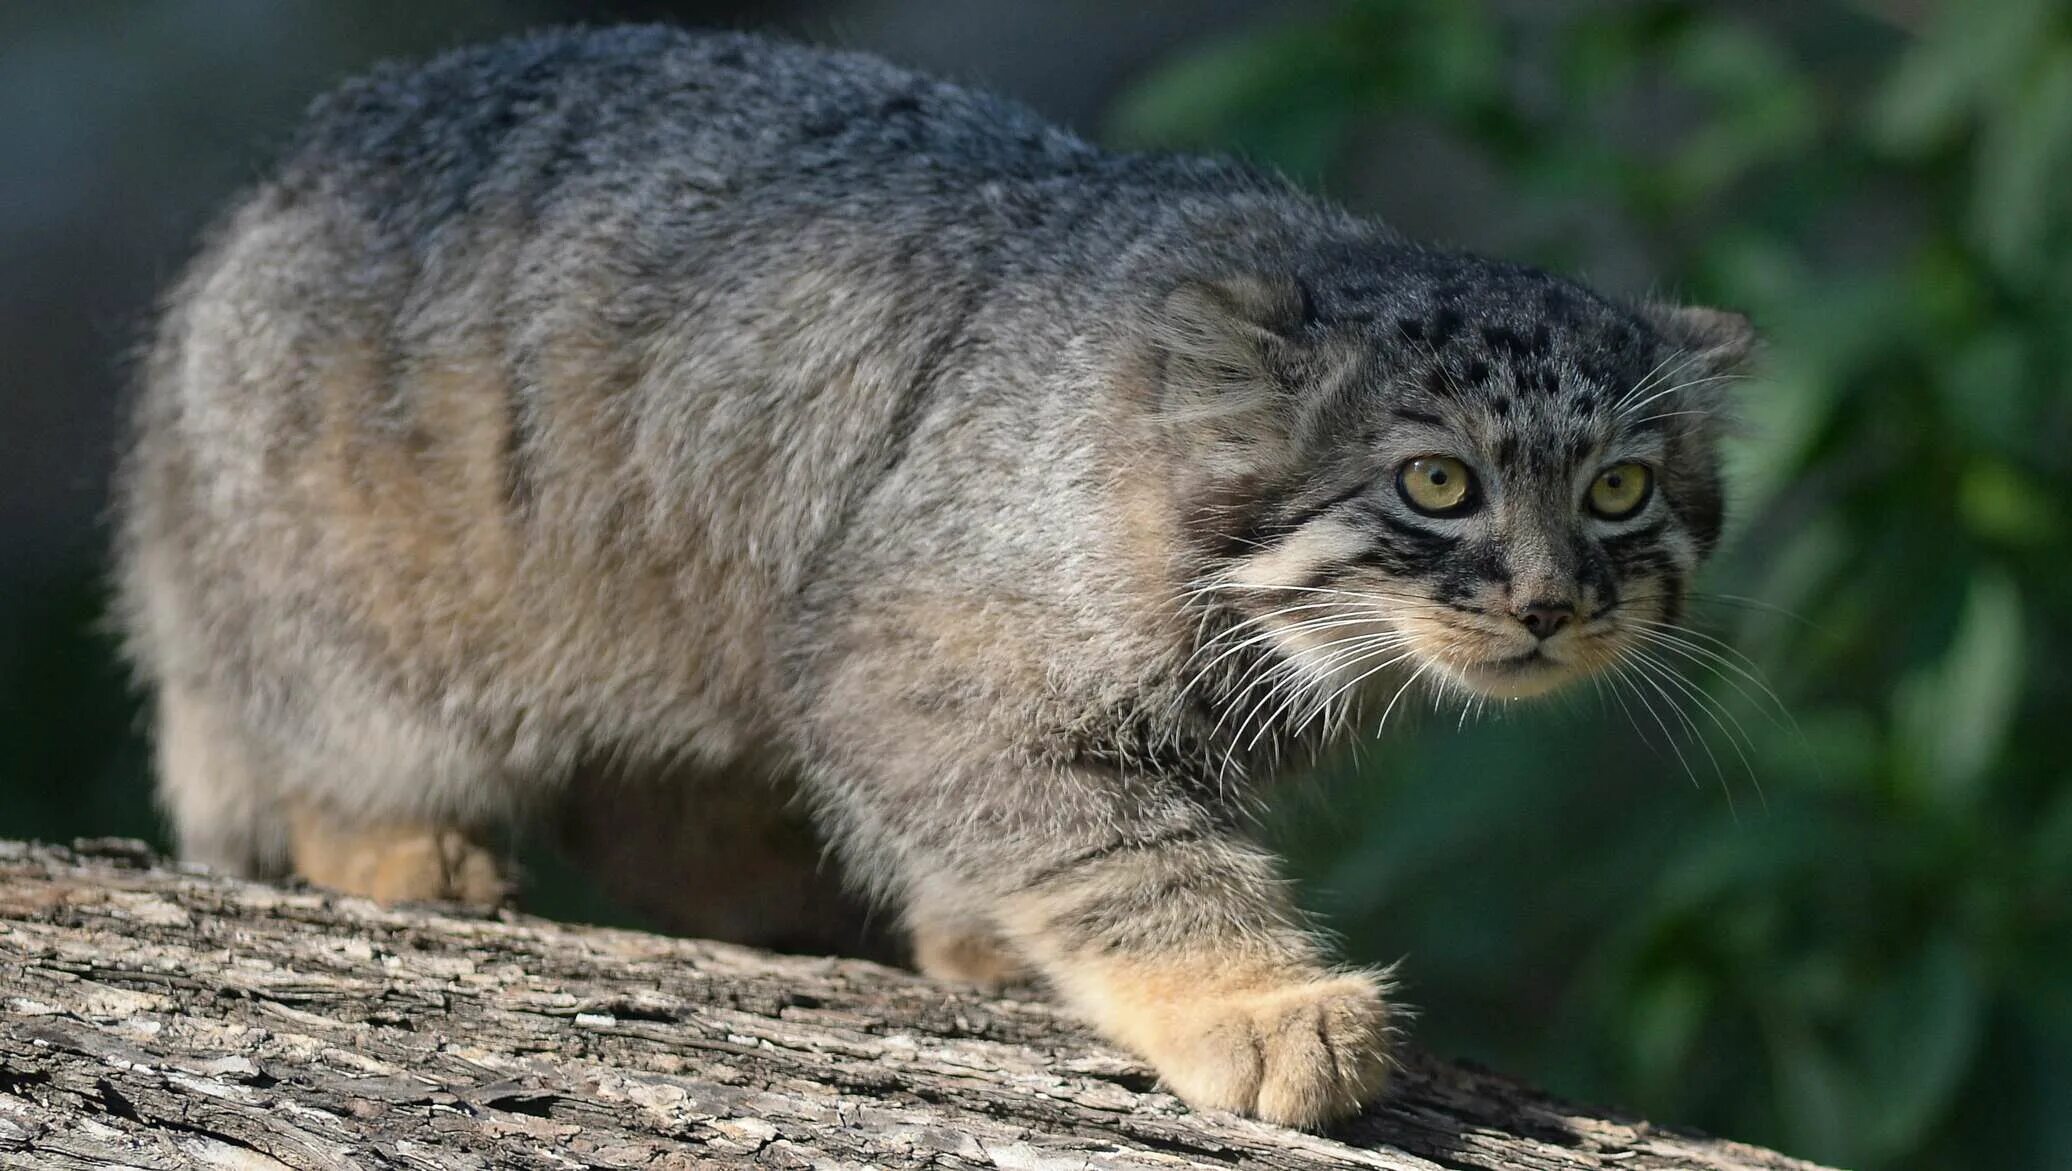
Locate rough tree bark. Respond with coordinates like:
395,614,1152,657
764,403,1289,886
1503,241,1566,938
0,839,1831,1171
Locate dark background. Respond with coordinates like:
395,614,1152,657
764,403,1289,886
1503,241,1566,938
4,3,2069,1168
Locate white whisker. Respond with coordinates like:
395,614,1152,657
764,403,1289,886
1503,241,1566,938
1608,659,1703,792
1616,371,1748,420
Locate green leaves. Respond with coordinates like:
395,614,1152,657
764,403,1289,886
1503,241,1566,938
1894,571,2025,813
1871,0,2058,155
1107,0,1510,183
1872,0,2072,281
1106,22,1359,178
1970,45,2072,281
1854,934,1987,1158
1658,18,1820,202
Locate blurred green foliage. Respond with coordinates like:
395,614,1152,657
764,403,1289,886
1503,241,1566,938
1113,2,2072,1167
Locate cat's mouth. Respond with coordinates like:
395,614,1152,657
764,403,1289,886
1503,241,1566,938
1486,648,1548,670
1451,646,1577,698
1423,615,1631,699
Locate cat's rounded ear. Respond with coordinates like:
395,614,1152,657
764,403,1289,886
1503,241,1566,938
1143,272,1309,422
1644,303,1759,377
1140,272,1312,485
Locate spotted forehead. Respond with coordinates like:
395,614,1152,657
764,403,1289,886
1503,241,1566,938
1397,309,1652,403
1369,297,1668,454
1311,256,1658,386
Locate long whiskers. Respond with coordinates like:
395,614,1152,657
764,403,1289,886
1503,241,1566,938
1616,371,1749,421
1621,617,1796,733
1682,590,1824,632
1177,570,1798,820
1598,594,1801,813
1251,636,1424,749
1625,644,1762,813
1614,347,1699,415
1177,580,1452,740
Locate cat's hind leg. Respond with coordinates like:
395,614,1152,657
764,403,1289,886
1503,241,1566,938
155,681,292,878
158,668,512,908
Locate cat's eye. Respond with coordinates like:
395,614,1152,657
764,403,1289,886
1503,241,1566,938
1398,456,1478,517
1588,462,1653,520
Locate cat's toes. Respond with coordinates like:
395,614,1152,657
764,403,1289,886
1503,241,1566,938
1246,973,1394,1126
1130,969,1394,1127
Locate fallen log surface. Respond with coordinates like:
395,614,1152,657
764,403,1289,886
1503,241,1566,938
0,839,1832,1170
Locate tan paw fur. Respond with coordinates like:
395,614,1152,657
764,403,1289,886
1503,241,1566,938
1071,961,1394,1128
290,810,509,907
911,922,1030,988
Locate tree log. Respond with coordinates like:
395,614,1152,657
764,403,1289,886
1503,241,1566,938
0,839,1829,1171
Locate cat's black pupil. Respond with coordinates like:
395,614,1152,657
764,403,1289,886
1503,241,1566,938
1607,474,1622,488
1429,468,1449,485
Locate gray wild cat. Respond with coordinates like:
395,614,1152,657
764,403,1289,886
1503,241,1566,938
115,25,1752,1126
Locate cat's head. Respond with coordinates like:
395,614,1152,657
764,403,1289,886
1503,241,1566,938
1152,246,1753,706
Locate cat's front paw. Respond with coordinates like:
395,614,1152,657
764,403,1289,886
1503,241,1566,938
1101,966,1395,1127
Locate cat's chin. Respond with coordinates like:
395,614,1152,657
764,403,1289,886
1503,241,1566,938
1449,650,1586,700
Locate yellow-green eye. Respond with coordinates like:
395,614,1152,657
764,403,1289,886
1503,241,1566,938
1398,455,1477,516
1589,462,1653,519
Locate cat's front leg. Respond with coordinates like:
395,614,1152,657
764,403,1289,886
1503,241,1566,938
800,657,1394,1125
895,791,1393,1128
994,823,1392,1126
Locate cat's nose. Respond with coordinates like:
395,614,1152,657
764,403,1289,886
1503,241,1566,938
1513,601,1575,640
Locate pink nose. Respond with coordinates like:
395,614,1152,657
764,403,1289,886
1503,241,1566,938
1514,602,1574,640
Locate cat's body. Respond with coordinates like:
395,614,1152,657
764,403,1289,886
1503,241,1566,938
116,25,1749,1126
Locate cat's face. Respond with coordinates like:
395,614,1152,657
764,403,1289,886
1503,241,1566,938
1158,250,1751,708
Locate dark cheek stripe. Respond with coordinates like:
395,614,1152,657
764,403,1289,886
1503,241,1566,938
1674,479,1725,555
1275,480,1377,537
1577,544,1618,609
1656,566,1687,626
1205,475,1363,559
1335,507,1459,576
1599,521,1667,560
1434,540,1509,603
1595,520,1692,617
1369,509,1460,554
1614,548,1679,576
